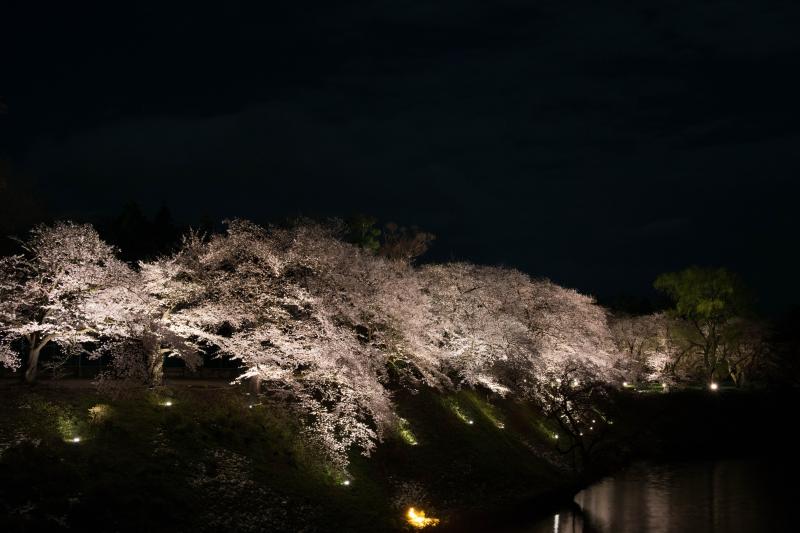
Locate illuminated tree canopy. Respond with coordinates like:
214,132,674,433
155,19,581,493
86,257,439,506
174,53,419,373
0,223,129,382
0,220,773,470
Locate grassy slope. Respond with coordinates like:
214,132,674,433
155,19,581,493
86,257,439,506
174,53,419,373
0,383,568,533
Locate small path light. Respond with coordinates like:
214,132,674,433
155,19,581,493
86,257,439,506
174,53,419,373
709,382,719,391
164,401,173,407
71,437,81,443
341,480,351,486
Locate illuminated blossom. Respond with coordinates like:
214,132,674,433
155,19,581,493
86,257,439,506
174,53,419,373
0,222,129,382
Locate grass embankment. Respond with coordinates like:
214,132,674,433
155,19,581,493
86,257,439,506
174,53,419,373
2,382,795,532
0,383,569,532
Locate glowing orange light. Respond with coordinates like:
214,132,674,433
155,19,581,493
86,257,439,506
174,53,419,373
406,507,440,529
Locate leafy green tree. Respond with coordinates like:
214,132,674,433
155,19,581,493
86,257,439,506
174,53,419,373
344,214,381,253
654,267,750,383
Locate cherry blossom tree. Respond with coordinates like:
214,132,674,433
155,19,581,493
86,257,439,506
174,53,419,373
411,264,535,395
0,217,632,471
609,312,690,386
0,255,27,371
719,318,771,387
181,220,396,470
0,222,129,382
372,259,450,389
381,263,620,398
531,358,616,472
498,279,621,470
83,232,223,388
402,265,620,471
610,313,659,383
525,280,619,376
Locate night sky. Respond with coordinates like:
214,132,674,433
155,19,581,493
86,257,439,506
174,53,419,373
2,1,799,312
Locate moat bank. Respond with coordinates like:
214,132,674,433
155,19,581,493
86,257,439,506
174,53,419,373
1,381,796,532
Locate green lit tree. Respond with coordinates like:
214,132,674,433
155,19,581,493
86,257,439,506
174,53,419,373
654,267,750,383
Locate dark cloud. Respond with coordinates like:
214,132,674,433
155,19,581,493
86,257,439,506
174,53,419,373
3,0,799,311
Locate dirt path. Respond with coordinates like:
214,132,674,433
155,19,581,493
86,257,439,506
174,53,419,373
0,377,235,390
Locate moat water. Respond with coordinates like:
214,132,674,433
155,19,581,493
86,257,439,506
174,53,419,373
516,458,796,533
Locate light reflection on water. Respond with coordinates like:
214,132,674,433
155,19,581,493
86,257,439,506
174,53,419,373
512,459,796,533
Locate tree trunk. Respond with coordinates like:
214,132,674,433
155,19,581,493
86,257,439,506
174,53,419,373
706,350,716,383
730,368,745,388
249,375,262,395
24,344,43,384
148,348,164,388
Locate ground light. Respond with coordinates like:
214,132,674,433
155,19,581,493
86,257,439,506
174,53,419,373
71,437,81,443
445,399,473,425
398,418,419,446
162,400,173,407
406,507,440,529
709,382,719,391
341,480,351,486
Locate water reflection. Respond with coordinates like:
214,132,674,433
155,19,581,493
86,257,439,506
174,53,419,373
511,458,796,533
